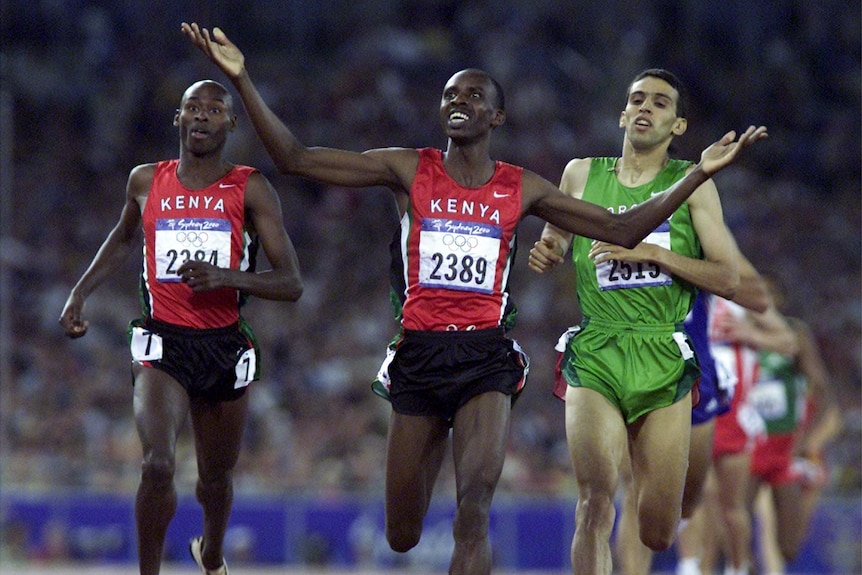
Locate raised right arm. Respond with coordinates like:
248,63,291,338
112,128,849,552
181,23,417,193
526,127,768,249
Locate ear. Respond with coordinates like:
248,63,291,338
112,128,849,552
173,110,180,126
619,111,626,128
491,109,506,128
229,114,238,132
672,117,688,136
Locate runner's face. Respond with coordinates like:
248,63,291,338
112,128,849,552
620,76,685,150
176,83,235,156
440,71,503,141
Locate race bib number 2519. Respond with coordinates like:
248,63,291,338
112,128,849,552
596,220,672,291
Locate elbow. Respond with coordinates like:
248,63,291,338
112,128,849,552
271,143,307,176
285,279,303,302
611,220,641,249
273,155,299,176
717,277,740,302
711,263,741,302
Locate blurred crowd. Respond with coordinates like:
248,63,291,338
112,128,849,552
0,0,859,500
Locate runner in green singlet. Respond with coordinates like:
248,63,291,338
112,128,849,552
528,69,761,575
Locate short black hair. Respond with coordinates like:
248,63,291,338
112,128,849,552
628,69,688,119
488,74,505,112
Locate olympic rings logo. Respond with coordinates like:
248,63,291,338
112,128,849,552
442,234,479,252
175,231,209,248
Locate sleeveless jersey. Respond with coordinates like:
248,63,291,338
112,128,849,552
708,297,760,397
572,158,700,325
140,160,258,328
395,148,522,331
749,348,807,435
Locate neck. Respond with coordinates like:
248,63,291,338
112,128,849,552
443,140,495,188
177,153,232,189
616,144,670,186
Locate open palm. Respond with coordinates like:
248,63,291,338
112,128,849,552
181,23,245,79
699,125,768,176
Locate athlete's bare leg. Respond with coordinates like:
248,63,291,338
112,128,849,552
383,410,449,552
132,366,190,575
627,393,692,551
448,391,511,575
617,459,652,575
753,485,784,575
567,386,628,575
190,391,249,570
713,450,753,573
617,416,714,575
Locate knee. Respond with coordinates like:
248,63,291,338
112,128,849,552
575,492,617,533
140,454,175,486
452,499,491,543
638,502,679,551
386,523,421,553
639,526,676,552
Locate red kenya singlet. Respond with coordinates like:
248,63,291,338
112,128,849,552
396,148,523,331
140,160,257,328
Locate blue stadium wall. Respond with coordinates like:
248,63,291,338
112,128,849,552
2,492,859,572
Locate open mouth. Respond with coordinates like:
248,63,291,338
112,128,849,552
449,111,469,125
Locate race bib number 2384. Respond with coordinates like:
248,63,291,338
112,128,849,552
154,218,232,282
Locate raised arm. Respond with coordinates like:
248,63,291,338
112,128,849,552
586,178,742,301
59,165,150,338
181,23,416,193
526,127,768,248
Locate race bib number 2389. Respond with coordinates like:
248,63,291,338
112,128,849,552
418,218,501,294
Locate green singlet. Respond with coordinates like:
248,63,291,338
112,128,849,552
559,157,702,423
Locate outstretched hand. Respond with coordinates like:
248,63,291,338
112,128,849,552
181,22,245,79
699,125,768,177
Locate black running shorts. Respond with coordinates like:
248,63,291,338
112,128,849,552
128,318,259,402
387,327,529,422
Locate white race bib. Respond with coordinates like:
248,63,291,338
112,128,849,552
418,218,501,294
748,380,788,421
154,218,232,282
234,348,257,389
596,220,673,290
130,326,163,361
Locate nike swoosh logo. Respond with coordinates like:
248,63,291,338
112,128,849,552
493,191,510,198
219,183,236,188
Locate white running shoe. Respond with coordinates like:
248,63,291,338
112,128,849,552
189,536,229,575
